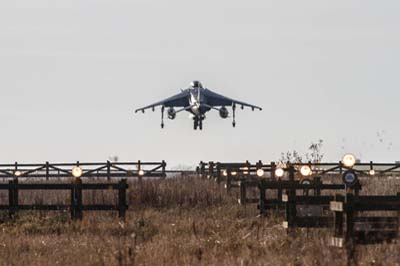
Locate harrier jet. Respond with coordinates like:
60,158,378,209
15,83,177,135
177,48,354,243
135,81,262,130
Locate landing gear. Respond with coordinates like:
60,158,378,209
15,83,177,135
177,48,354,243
161,106,165,129
232,104,236,128
193,116,204,130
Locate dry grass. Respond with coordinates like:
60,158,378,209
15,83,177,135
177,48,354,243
0,176,399,266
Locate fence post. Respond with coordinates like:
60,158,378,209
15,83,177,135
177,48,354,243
345,193,355,264
71,178,75,219
314,176,321,196
161,160,166,179
209,161,214,178
216,163,221,183
288,164,296,197
259,179,266,216
246,160,251,178
13,178,18,215
71,177,83,220
288,165,297,224
333,194,344,239
226,168,232,194
107,161,111,181
239,180,246,205
288,193,297,228
118,179,128,219
201,161,206,177
8,178,18,218
46,161,49,181
271,162,276,179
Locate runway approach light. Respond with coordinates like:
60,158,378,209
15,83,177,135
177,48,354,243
369,169,375,176
231,171,237,176
138,169,145,176
256,169,265,177
300,165,312,177
222,170,228,177
342,170,358,187
241,167,249,175
342,154,356,168
275,167,284,178
14,170,22,177
300,178,312,185
72,166,83,178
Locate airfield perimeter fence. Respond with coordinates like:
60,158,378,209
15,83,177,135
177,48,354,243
0,161,167,180
0,160,201,220
2,177,128,220
198,160,400,265
0,161,169,220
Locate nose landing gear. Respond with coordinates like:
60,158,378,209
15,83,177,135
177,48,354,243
193,116,204,130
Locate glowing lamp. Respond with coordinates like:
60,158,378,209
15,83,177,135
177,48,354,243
369,169,375,176
275,167,284,178
256,169,265,177
14,170,22,177
300,165,312,176
72,166,83,178
342,154,356,168
231,171,237,176
138,169,145,176
222,170,228,177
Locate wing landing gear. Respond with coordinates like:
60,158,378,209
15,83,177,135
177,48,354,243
161,106,165,129
232,104,236,128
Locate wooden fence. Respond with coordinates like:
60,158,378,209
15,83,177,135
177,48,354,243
0,161,167,180
1,177,128,220
330,193,400,263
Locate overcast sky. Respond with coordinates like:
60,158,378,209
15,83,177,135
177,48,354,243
0,0,399,167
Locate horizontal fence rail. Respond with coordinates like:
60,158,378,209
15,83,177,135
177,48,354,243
0,161,167,180
198,161,400,181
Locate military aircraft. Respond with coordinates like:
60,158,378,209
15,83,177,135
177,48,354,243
135,81,262,130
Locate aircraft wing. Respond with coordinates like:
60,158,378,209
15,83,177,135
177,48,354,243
135,90,190,113
203,89,262,110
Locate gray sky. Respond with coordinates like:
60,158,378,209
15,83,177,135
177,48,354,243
0,0,399,167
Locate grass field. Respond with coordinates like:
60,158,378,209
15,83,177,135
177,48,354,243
0,177,399,266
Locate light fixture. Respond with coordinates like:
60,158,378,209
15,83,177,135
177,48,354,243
300,178,312,185
138,169,145,176
14,170,22,177
275,167,284,178
342,170,358,187
222,170,228,177
72,166,83,178
231,171,237,176
369,169,375,176
300,165,312,176
342,154,356,168
256,169,265,177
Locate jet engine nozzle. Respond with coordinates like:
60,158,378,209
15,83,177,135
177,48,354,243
167,107,176,120
219,106,229,119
